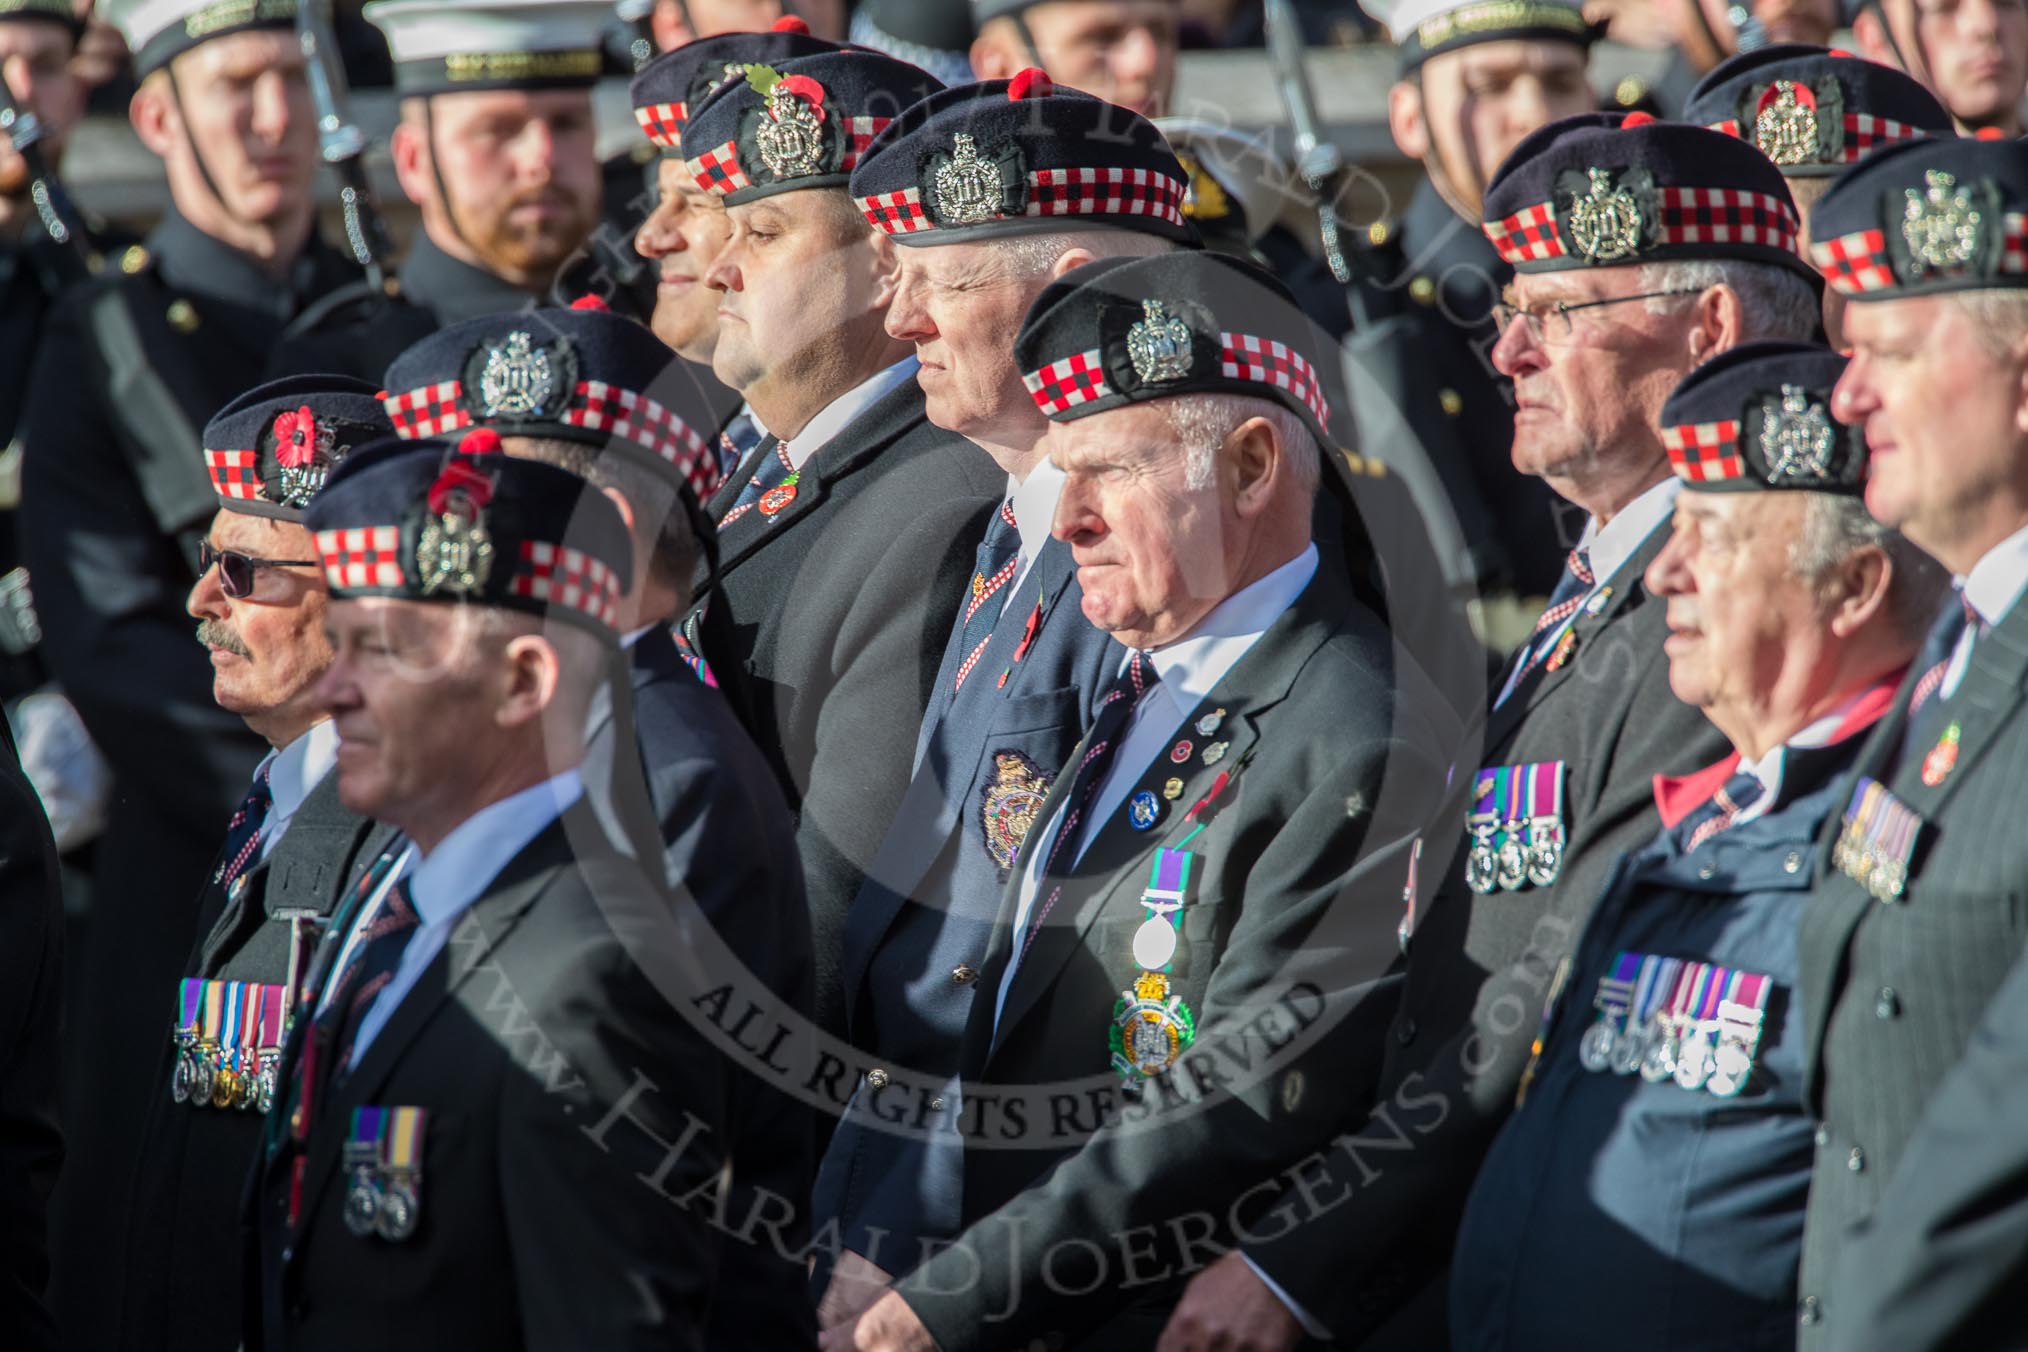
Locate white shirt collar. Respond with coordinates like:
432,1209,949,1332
781,357,919,472
408,770,583,927
1575,476,1680,587
1141,544,1320,712
1731,685,1874,822
264,719,338,835
1007,455,1066,569
1959,522,2028,629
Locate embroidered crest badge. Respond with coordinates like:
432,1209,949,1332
1758,383,1838,483
1125,299,1194,383
980,750,1051,878
1903,169,1984,276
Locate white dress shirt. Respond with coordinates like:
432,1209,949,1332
1941,522,2028,700
993,545,1320,1031
1496,476,1681,707
781,357,920,472
997,456,1068,619
343,771,583,1068
1730,685,1873,827
257,718,339,863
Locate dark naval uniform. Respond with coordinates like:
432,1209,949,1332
1345,180,1570,599
116,377,395,1352
1238,112,1817,1344
1790,135,2028,1345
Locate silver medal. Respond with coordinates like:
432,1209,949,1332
1132,917,1178,970
1578,1018,1617,1073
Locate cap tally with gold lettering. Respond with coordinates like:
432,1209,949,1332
364,0,611,96
1660,340,1864,494
1481,111,1816,284
1685,44,1953,177
1015,251,1335,447
678,48,944,205
1807,136,2028,298
1360,0,1599,76
203,375,394,520
849,69,1191,245
379,298,724,504
304,429,634,638
105,0,297,77
629,16,840,151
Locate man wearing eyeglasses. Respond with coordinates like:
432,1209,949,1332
1161,113,1815,1350
115,376,398,1352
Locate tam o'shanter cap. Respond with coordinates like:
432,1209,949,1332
364,0,610,96
106,0,297,77
1808,135,2028,298
203,375,393,520
1360,0,1598,76
1015,250,1335,446
305,428,633,637
1481,111,1816,285
1660,340,1864,494
849,69,1192,245
379,299,724,505
629,16,841,151
1685,44,1954,177
679,47,944,205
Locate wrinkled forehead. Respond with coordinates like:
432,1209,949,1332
1047,397,1181,464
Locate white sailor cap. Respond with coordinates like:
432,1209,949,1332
105,0,298,77
364,0,611,95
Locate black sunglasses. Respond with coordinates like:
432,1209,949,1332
200,541,319,599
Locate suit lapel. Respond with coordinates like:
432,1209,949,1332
1897,599,2028,815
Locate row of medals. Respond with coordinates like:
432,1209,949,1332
345,1160,421,1243
171,1033,279,1116
1466,818,1563,893
1578,1004,1757,1097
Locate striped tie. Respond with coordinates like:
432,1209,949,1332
214,762,275,892
1499,549,1595,701
1681,771,1766,853
718,437,795,530
1909,592,1981,714
952,501,1023,693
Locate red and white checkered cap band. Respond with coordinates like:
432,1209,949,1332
1486,188,1798,264
566,381,720,499
316,526,405,590
1706,113,1927,162
1022,349,1109,415
1662,419,1746,483
384,381,467,438
843,116,890,171
512,540,621,628
686,139,751,195
206,448,263,500
1811,212,2028,294
1221,332,1331,429
635,101,686,148
858,167,1186,236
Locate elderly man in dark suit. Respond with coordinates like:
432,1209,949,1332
248,435,727,1352
1164,112,1826,1350
824,250,1458,1352
1787,134,2028,1344
673,48,1002,1033
811,70,1193,1326
121,377,398,1352
379,300,817,1350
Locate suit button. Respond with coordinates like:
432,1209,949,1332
1849,1147,1866,1173
281,1244,294,1264
1395,1016,1417,1046
1697,862,1717,880
950,965,978,985
1437,388,1463,417
1408,275,1436,305
929,1096,946,1111
1799,1295,1821,1326
1876,987,1900,1019
865,1068,890,1090
1784,851,1803,874
1814,1124,1830,1148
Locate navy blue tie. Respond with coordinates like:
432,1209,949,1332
951,501,1023,694
718,435,792,529
1674,770,1765,853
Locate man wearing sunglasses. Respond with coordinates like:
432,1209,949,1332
1162,114,1816,1350
115,375,397,1352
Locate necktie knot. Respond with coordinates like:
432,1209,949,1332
718,437,796,530
1683,768,1765,851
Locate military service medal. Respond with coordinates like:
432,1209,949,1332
1833,777,1923,901
1579,953,1641,1073
1109,849,1197,1086
343,1108,385,1238
376,1107,427,1242
1706,975,1772,1097
171,978,205,1104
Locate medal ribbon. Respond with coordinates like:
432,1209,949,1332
258,983,286,1053
176,977,204,1040
220,983,246,1085
1138,848,1192,972
1529,761,1565,823
237,984,262,1078
384,1106,426,1175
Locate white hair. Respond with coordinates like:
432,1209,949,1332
1162,393,1320,493
1636,259,1821,341
1789,495,1949,645
983,228,1178,278
1951,290,2028,357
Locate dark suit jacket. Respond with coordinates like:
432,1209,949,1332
0,735,62,1352
1794,594,2028,1345
815,535,1118,1271
120,766,391,1352
246,809,727,1352
679,375,1001,1032
1824,935,2028,1352
1241,517,1729,1346
583,625,818,1348
891,559,1457,1351
18,209,357,1351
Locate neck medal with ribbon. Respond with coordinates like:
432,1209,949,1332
1832,776,1924,901
1466,761,1569,894
1109,848,1198,1088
